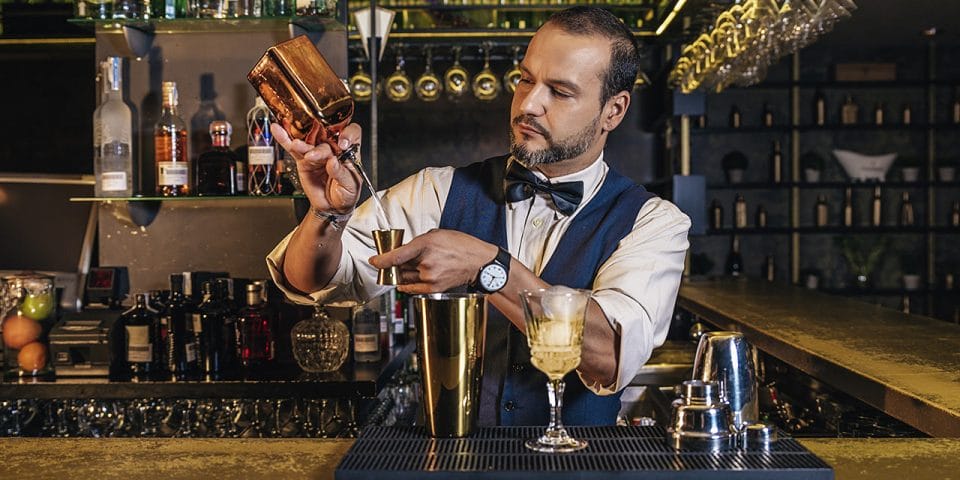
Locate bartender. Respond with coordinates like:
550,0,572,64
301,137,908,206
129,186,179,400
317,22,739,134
267,6,690,426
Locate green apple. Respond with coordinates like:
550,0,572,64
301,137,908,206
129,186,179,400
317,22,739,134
21,292,54,321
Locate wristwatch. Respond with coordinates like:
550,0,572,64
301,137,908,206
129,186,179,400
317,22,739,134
475,246,511,294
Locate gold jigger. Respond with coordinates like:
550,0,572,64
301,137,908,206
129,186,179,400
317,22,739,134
503,46,522,95
349,62,374,103
386,50,412,103
373,229,404,285
444,46,470,101
415,46,443,102
412,293,487,438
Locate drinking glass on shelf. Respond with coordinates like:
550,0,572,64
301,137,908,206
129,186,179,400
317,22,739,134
503,46,522,94
415,46,443,102
519,286,590,453
385,49,412,103
444,46,470,101
472,43,501,102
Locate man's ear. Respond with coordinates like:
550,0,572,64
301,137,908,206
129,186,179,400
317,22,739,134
602,90,631,132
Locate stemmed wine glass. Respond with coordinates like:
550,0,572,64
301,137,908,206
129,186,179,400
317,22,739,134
503,46,523,95
416,46,443,102
472,42,501,102
519,286,591,453
444,46,470,101
385,47,412,103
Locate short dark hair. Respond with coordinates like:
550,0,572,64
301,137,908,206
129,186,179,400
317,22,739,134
543,6,640,106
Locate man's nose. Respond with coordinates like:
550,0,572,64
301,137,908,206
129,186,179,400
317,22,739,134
516,84,547,117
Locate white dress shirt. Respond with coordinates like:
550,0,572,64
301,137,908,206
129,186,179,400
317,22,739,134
266,153,691,394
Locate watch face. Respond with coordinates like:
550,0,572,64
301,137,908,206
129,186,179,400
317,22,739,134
480,264,508,292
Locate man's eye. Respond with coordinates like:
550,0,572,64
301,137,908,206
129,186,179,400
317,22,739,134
552,89,572,98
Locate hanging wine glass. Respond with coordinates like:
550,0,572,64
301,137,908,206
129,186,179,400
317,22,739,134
385,47,412,102
472,43,501,102
503,45,522,95
348,61,374,103
415,46,443,102
444,45,470,101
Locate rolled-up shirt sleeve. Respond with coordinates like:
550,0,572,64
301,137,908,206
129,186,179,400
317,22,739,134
580,197,691,394
266,166,453,307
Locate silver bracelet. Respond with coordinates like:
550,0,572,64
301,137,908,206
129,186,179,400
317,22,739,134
312,208,352,231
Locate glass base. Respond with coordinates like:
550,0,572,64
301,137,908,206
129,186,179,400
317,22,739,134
525,432,588,453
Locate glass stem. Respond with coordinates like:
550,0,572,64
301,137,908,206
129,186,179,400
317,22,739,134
546,378,565,434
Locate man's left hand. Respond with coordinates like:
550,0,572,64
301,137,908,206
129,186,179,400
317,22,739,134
368,229,496,294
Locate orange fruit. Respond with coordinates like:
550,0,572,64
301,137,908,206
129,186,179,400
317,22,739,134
2,314,42,349
17,342,47,372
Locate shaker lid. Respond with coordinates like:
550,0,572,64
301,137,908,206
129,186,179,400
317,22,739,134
680,379,721,405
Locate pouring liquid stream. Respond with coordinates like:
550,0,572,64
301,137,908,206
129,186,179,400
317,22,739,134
340,146,390,228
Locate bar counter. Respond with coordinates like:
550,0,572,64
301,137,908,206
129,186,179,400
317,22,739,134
1,436,958,479
678,278,960,437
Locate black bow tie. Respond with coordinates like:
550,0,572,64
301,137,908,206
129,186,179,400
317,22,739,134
504,161,584,216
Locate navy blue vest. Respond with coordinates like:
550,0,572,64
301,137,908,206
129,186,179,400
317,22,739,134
438,155,655,426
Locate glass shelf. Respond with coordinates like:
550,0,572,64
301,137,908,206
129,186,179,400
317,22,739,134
708,181,937,189
68,15,343,34
70,194,305,202
705,226,929,235
821,287,929,296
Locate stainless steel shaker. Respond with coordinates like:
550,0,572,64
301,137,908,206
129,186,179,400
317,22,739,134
691,331,759,430
665,379,735,452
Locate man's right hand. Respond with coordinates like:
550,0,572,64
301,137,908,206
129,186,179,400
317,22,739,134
271,123,363,215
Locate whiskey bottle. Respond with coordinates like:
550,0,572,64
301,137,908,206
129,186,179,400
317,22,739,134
755,205,768,228
841,95,859,125
769,140,783,183
196,120,238,196
353,306,381,363
236,283,275,368
843,187,854,227
874,103,885,126
94,57,134,198
710,199,724,230
246,97,277,196
113,293,161,380
729,105,741,128
734,194,747,229
814,90,826,126
155,81,189,196
725,235,743,277
899,192,915,227
164,273,197,378
871,186,883,227
197,281,231,377
815,195,829,227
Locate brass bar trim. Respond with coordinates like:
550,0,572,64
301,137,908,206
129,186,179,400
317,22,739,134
0,38,95,46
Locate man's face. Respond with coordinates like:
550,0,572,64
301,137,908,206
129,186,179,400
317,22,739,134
510,24,610,168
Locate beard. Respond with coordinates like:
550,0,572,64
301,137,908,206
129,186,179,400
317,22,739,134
509,114,599,167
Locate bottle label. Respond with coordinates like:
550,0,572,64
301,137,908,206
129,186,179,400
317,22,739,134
158,162,188,186
354,333,379,353
248,146,274,166
101,172,127,192
185,342,197,363
164,0,175,18
191,313,202,333
126,325,153,363
236,161,247,192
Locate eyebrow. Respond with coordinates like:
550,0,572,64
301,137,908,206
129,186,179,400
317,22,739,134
520,64,582,95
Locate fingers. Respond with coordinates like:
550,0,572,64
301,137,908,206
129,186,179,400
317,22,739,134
369,241,423,269
271,123,316,160
339,124,362,150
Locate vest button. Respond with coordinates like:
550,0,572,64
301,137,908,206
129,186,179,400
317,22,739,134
503,401,516,412
511,363,526,373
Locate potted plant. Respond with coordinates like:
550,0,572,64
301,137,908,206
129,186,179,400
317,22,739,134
722,150,748,184
901,253,923,291
801,152,826,183
836,236,889,289
938,157,958,182
898,156,921,183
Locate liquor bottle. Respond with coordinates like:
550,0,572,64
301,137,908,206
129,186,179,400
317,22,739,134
353,306,381,363
729,105,741,128
164,273,198,379
814,90,826,126
696,114,707,128
899,192,915,226
843,187,854,227
762,103,774,127
113,293,161,380
236,283,275,368
874,103,885,126
815,195,829,227
902,104,912,125
733,194,747,229
151,0,185,19
725,235,743,277
215,278,239,369
952,201,960,227
953,90,960,124
755,205,768,228
196,120,238,196
392,290,407,345
94,57,134,198
247,97,277,196
841,95,859,125
871,186,883,227
762,255,775,282
710,199,723,230
197,281,233,377
769,140,782,183
190,74,226,165
155,81,189,196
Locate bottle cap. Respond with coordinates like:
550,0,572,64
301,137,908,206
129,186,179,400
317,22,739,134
161,81,178,107
209,120,233,138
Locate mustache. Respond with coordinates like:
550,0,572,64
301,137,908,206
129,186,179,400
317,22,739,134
512,115,550,139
